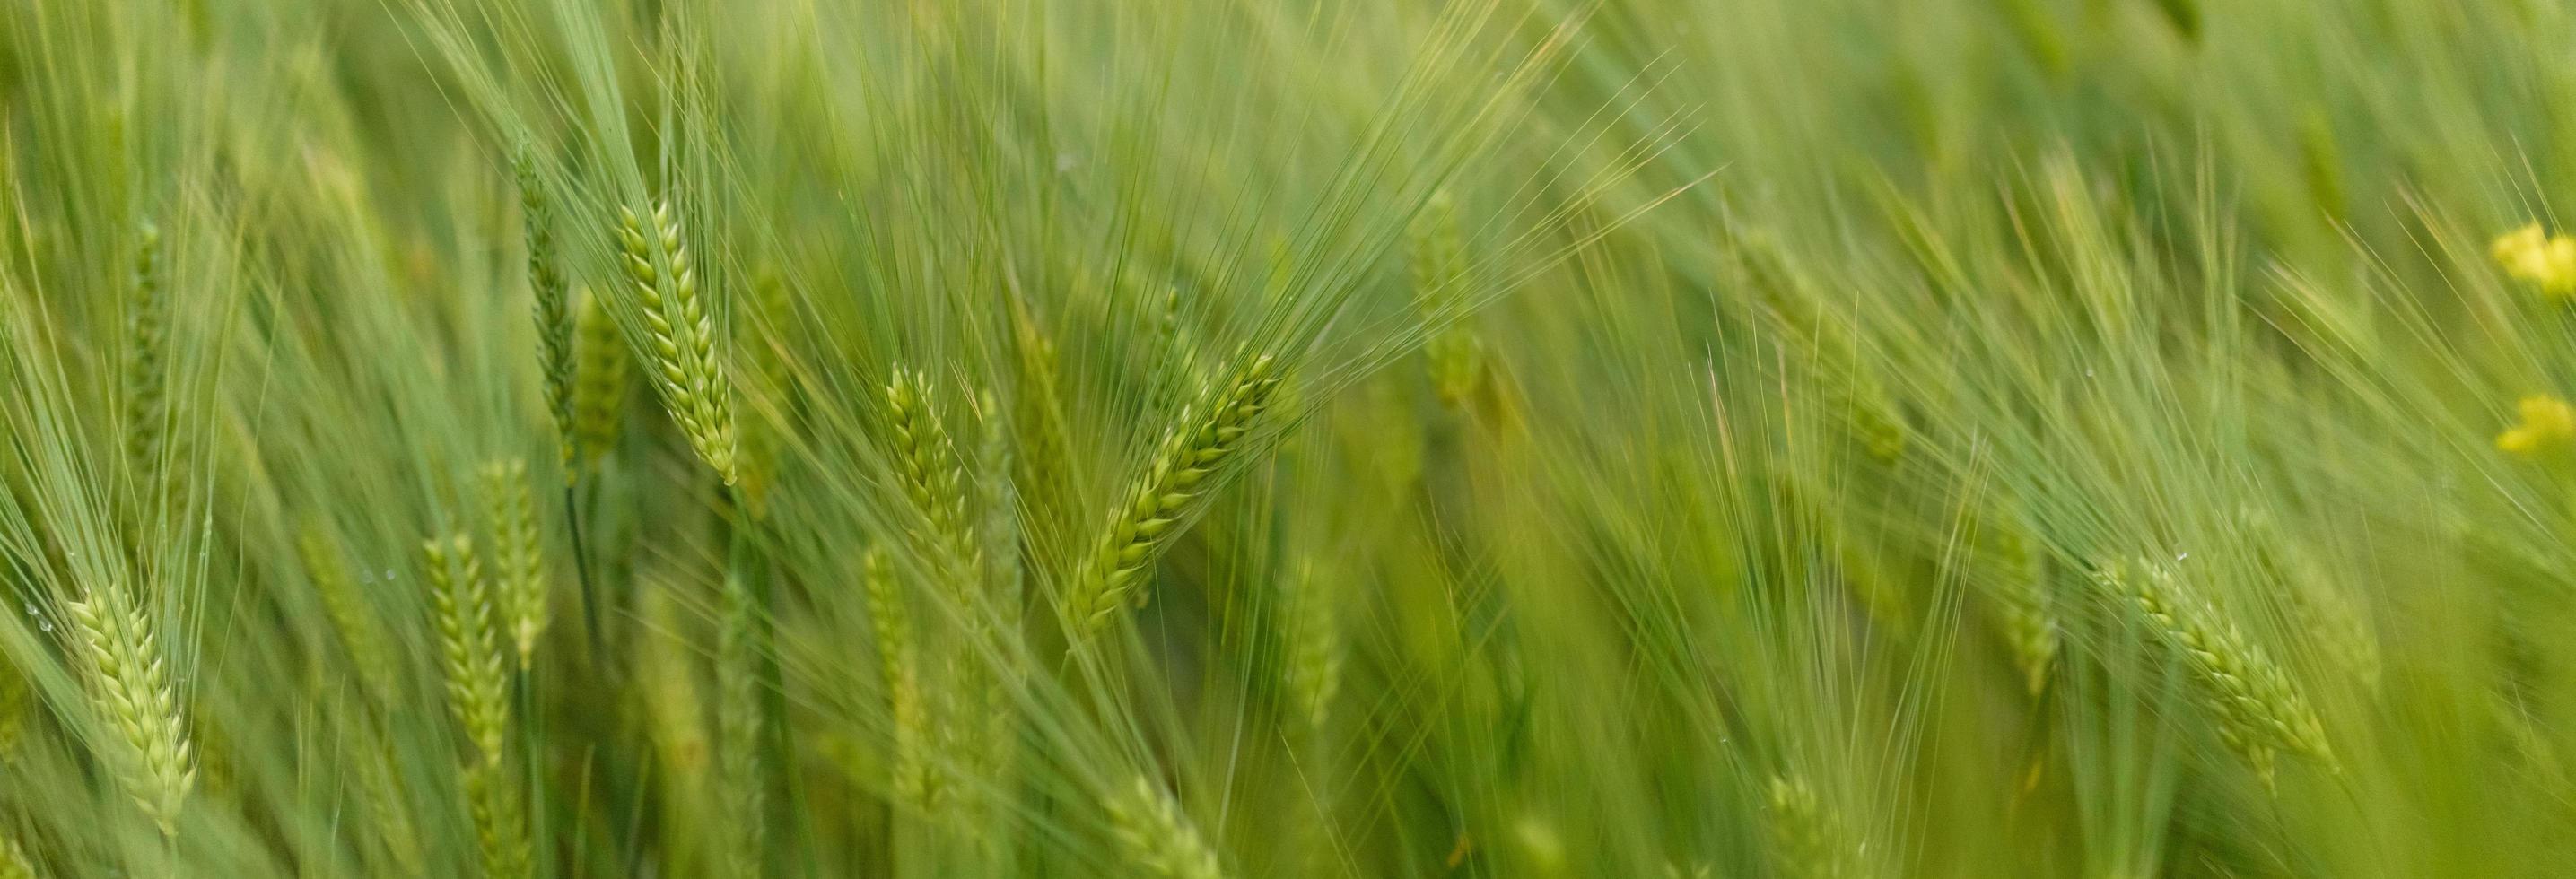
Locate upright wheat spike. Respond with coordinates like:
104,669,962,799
616,200,738,483
572,287,631,467
886,367,980,582
1985,512,2056,696
479,460,548,666
863,547,938,812
1281,557,1340,735
1411,190,1482,408
64,581,195,838
2098,559,2335,788
295,524,399,700
1105,775,1230,879
1063,352,1283,634
715,561,765,875
1766,773,1859,879
1008,296,1076,513
515,146,577,471
122,220,171,494
422,534,509,760
423,533,528,876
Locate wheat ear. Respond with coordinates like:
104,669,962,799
2099,559,2335,788
295,524,399,700
1105,775,1230,879
121,220,170,495
514,146,577,472
886,366,981,583
65,581,195,838
1410,190,1482,408
616,200,738,483
477,460,548,666
571,287,631,467
1062,352,1282,634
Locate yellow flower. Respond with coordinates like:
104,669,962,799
2497,395,2576,456
2492,223,2576,292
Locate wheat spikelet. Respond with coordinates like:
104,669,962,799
1411,190,1483,408
571,287,631,466
1063,352,1283,634
2098,559,2335,788
295,524,399,701
1105,775,1229,879
477,460,548,666
515,146,576,471
716,562,766,875
616,200,738,483
121,220,171,495
1765,774,1859,879
422,534,510,760
65,582,195,838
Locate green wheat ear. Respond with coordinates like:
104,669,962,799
2098,558,2336,789
477,459,548,666
1105,775,1230,879
1411,189,1483,408
121,220,171,497
514,145,577,471
616,199,738,483
1062,352,1284,637
572,286,632,468
65,582,196,838
1765,773,1861,879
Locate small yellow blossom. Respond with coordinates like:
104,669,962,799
2492,223,2576,292
2497,395,2576,455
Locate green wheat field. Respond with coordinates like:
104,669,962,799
6,0,2576,875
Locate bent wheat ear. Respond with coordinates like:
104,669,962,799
515,146,577,470
1062,352,1283,635
2098,559,2335,788
1105,775,1230,879
616,200,738,483
65,582,195,838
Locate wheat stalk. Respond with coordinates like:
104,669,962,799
616,199,738,483
1062,352,1282,634
64,581,195,838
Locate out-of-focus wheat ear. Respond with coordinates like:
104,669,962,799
1280,556,1340,736
0,657,28,762
64,582,195,838
885,366,981,585
1985,512,2056,697
1765,773,1860,879
733,269,791,517
1411,189,1483,409
863,547,937,813
514,145,577,471
357,735,427,878
616,200,738,483
0,829,35,879
571,286,632,469
2240,509,2381,691
1062,352,1284,637
1105,775,1230,879
421,534,510,761
715,560,765,875
296,524,400,701
2097,559,2336,789
121,220,171,498
1008,296,1077,517
477,460,549,666
461,760,533,879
